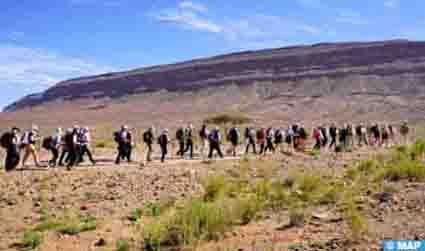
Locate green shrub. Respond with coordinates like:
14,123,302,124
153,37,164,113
128,208,143,222
116,239,130,251
343,197,368,240
289,207,307,227
202,175,230,202
57,215,97,235
203,113,252,125
22,230,43,250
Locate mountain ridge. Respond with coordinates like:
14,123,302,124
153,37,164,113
5,39,425,112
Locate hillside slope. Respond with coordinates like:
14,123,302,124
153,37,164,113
2,40,425,129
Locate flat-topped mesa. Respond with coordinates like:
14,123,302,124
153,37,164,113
5,39,425,112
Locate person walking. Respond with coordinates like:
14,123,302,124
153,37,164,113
285,126,294,153
264,127,275,154
313,127,322,150
400,120,410,145
257,127,266,155
2,127,21,172
115,125,133,165
274,127,284,153
244,127,257,154
208,127,224,159
183,124,195,159
46,128,63,168
158,129,170,163
227,126,240,157
329,123,338,150
21,125,41,168
77,127,96,166
143,127,155,162
199,124,209,159
176,127,186,158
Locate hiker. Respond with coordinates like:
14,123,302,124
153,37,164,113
143,127,155,162
319,125,328,147
199,124,209,159
381,125,389,148
176,127,186,158
257,127,266,155
264,127,275,154
285,126,294,153
292,124,300,150
313,127,322,150
208,127,223,159
356,123,368,147
77,127,96,166
58,129,72,166
44,128,63,168
329,123,338,150
1,127,21,172
388,124,396,146
400,120,409,145
65,126,80,169
115,125,133,165
297,125,308,152
274,127,284,153
227,126,240,157
183,124,195,159
244,127,257,154
158,129,170,163
370,123,381,146
339,124,348,150
346,123,355,148
21,125,41,168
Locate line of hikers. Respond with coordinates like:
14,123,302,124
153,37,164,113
1,121,411,172
1,125,96,172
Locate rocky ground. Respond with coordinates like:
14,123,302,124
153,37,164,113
0,142,424,251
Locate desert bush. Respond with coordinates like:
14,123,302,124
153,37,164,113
343,196,368,240
202,175,229,202
203,113,252,125
128,208,143,222
289,207,307,227
56,215,97,235
21,230,43,250
116,239,130,251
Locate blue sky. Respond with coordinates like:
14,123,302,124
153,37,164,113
1,0,424,108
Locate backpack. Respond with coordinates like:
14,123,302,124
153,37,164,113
257,129,265,140
0,132,12,149
228,128,239,142
158,134,167,145
355,126,362,136
209,130,220,142
400,124,409,135
42,137,53,150
176,129,184,141
143,131,151,143
199,127,207,139
113,131,121,143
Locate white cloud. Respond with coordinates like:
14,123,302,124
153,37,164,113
151,3,322,49
152,1,222,33
0,44,114,92
179,1,208,13
8,31,25,42
155,10,223,33
384,0,399,9
335,10,369,25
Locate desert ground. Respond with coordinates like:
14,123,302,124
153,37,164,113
1,128,425,251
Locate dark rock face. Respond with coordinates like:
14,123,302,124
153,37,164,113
5,40,425,112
